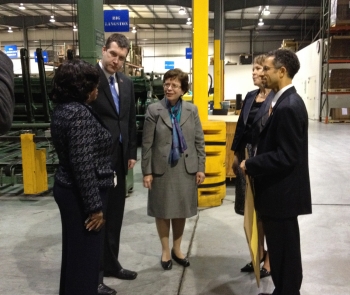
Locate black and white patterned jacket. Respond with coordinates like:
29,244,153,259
51,101,114,213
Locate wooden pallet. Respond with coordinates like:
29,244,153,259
329,119,350,123
328,88,350,92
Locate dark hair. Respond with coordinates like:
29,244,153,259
253,54,266,66
51,59,99,103
266,49,300,79
163,68,189,93
105,33,130,52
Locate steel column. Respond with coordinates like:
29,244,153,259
192,0,209,121
77,0,104,65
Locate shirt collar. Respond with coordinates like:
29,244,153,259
271,84,293,107
99,61,116,83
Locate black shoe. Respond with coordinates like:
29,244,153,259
241,251,267,272
260,267,271,278
171,249,190,267
104,268,138,280
161,258,172,270
98,283,117,295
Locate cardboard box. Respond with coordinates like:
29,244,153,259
329,36,350,58
331,0,350,26
330,108,350,120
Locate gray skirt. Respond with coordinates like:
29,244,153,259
147,153,198,219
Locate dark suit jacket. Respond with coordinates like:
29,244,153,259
141,98,205,175
91,65,137,175
231,89,274,152
51,102,114,214
245,86,312,218
0,51,15,134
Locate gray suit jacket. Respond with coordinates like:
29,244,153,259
141,98,205,175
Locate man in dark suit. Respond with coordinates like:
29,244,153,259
90,33,137,295
0,51,15,135
240,49,312,295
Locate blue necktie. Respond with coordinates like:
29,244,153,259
109,76,122,143
109,76,119,114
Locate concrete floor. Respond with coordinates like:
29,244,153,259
0,120,349,295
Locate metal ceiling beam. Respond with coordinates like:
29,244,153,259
0,15,319,30
3,0,321,12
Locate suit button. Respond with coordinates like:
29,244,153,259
185,154,188,157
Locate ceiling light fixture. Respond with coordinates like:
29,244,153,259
19,3,25,10
263,6,270,16
258,18,264,26
50,15,55,23
186,18,192,25
73,25,77,32
8,27,13,33
132,26,137,33
178,6,186,15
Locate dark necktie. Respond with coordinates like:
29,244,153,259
109,75,122,142
109,76,119,114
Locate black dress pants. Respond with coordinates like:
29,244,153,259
261,216,303,295
100,142,127,277
54,182,107,295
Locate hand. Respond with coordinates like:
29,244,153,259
240,160,246,176
233,153,239,175
143,174,153,189
196,172,205,185
128,159,136,169
85,210,105,232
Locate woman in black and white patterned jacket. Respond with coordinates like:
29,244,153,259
50,59,114,295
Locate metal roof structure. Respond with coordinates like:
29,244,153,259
0,0,321,42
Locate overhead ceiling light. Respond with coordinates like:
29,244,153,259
178,6,186,15
73,25,78,32
186,18,192,25
263,6,270,15
8,27,13,33
258,18,264,26
50,15,55,23
131,26,137,33
19,3,25,10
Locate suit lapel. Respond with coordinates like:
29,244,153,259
115,72,124,118
180,101,191,126
243,90,257,124
158,99,172,128
260,86,297,133
252,90,275,126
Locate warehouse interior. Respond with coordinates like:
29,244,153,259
0,0,350,295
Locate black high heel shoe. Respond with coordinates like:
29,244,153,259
161,258,172,270
171,249,190,267
240,250,267,272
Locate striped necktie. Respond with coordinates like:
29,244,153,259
109,76,119,114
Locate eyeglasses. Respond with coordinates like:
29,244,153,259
163,83,181,90
263,65,280,71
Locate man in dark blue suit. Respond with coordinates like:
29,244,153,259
240,49,312,295
91,33,137,295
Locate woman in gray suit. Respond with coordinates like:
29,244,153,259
142,68,205,270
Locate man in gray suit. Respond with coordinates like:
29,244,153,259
241,49,312,295
90,33,137,295
0,51,15,134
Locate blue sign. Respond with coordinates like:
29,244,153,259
185,47,192,59
4,45,17,59
34,51,49,63
165,61,175,69
104,10,130,32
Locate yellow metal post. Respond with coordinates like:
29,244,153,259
20,134,48,194
192,0,209,122
214,40,224,109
